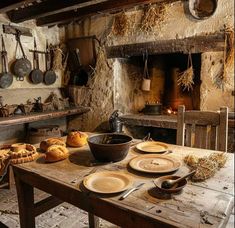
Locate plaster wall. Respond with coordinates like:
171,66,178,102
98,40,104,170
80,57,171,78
65,0,234,131
0,14,66,144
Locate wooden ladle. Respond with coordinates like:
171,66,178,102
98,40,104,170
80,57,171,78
161,170,196,189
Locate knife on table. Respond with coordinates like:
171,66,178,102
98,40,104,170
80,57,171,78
119,183,145,200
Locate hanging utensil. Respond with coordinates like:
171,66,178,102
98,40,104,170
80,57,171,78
30,38,43,84
13,31,32,81
44,41,57,85
141,50,151,91
0,35,13,89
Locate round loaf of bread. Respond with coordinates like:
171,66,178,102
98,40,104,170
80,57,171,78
45,145,69,163
40,138,66,152
66,131,88,147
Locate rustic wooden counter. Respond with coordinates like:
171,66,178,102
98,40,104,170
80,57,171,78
120,114,234,129
0,106,91,127
120,114,178,129
13,140,234,228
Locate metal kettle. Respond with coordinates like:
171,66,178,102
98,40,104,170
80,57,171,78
109,110,123,133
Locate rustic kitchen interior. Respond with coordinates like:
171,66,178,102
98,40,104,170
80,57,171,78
0,0,234,227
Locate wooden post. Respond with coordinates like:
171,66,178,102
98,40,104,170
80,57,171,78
218,107,228,152
176,105,185,146
14,173,35,228
88,212,100,228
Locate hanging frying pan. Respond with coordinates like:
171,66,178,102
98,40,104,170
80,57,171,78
44,42,56,85
13,31,32,81
30,38,43,84
0,35,13,89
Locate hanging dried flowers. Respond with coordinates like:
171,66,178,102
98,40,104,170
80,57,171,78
140,3,166,33
177,53,194,91
213,27,234,89
111,12,129,36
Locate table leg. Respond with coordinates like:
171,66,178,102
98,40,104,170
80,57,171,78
15,174,35,228
88,212,99,228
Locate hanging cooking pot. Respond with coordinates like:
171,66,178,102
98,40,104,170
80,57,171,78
44,42,57,85
0,35,13,89
189,0,218,20
30,38,43,84
13,31,32,81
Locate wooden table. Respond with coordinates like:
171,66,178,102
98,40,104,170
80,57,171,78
13,141,234,228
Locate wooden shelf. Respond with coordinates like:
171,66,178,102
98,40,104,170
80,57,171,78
0,106,91,127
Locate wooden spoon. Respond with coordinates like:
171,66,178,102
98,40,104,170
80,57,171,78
161,170,196,189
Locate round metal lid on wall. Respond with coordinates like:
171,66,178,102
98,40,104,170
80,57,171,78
189,0,218,20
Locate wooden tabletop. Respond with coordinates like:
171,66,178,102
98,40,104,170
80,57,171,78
13,140,234,228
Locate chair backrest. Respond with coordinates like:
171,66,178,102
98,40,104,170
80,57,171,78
176,105,228,152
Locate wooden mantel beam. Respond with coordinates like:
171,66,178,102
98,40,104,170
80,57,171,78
7,0,94,23
36,0,174,27
0,0,35,13
105,34,225,58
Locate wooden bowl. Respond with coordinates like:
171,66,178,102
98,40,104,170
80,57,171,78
154,175,187,193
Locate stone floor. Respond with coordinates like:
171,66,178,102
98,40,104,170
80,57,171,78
0,186,117,228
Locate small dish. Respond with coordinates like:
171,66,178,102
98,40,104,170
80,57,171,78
154,175,187,193
136,141,168,153
83,171,133,194
129,154,181,174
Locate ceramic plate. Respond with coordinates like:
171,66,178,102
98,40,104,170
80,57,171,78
129,154,181,174
83,171,133,194
136,141,168,153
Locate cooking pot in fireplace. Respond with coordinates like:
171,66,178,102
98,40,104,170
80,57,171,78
140,103,162,115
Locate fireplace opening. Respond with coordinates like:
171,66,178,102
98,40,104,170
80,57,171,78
162,53,201,111
145,52,202,111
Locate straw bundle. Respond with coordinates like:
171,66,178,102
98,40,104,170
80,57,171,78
140,3,166,33
52,46,68,71
213,27,234,89
177,54,194,91
112,12,129,36
184,152,227,181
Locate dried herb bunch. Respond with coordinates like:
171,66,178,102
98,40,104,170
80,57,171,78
224,27,234,67
177,53,194,91
184,153,227,181
112,12,129,36
140,3,166,33
214,27,234,89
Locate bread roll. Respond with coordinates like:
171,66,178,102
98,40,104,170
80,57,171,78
45,145,68,163
40,138,66,152
66,131,88,147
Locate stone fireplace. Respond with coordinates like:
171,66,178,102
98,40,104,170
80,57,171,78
64,0,234,151
112,52,202,114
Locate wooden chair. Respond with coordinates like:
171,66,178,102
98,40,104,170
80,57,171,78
176,105,228,152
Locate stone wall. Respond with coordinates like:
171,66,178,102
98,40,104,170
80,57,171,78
64,0,234,131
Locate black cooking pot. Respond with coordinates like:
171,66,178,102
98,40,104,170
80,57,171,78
141,104,162,115
87,133,132,162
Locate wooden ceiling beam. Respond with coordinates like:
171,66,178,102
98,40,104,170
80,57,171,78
105,33,225,58
0,0,35,13
7,0,96,23
36,0,171,27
